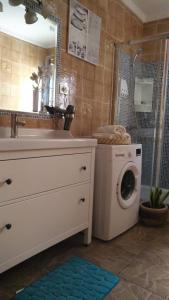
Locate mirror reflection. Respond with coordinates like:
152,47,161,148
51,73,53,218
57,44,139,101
0,0,57,113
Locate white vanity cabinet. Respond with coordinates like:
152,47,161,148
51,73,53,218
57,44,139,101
0,138,96,273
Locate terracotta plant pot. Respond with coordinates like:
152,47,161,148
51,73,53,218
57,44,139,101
139,201,168,226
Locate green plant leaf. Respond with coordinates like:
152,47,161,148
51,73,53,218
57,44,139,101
155,189,162,208
153,187,159,208
150,188,154,208
149,187,169,208
152,188,157,208
160,190,169,205
150,187,164,208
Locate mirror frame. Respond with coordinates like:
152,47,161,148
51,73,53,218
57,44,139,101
0,0,61,119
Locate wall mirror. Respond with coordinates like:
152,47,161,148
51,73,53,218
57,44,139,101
0,0,61,115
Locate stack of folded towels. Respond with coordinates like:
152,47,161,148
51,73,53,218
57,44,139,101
93,125,131,145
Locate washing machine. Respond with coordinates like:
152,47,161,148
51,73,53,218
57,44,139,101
93,144,142,241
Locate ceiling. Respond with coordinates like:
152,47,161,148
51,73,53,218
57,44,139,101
121,0,169,23
0,1,57,48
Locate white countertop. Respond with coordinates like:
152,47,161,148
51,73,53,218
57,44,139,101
0,138,97,152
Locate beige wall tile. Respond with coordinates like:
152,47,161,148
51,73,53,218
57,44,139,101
83,79,95,99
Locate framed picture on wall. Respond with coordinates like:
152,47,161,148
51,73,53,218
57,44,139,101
68,0,101,65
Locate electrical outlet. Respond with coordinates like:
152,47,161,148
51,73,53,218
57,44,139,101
59,82,69,95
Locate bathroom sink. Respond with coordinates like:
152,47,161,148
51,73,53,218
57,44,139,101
0,137,97,151
19,129,73,139
0,127,73,139
0,127,97,151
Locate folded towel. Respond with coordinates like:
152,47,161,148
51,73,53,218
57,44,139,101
93,132,131,145
96,125,126,135
93,132,122,139
123,133,131,144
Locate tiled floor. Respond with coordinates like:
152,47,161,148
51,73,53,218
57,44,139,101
1,223,169,300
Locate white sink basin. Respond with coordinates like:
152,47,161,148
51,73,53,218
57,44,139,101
0,138,97,151
0,128,97,152
0,127,73,139
0,127,97,151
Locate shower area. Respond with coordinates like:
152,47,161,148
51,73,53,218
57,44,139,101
114,35,169,199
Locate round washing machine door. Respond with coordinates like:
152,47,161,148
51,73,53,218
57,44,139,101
117,162,139,209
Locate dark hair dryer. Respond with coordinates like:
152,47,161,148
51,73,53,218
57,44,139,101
64,105,75,130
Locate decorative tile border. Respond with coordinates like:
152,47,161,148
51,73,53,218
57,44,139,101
0,109,56,119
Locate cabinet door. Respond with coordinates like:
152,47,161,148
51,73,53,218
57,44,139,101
0,153,91,204
0,183,90,273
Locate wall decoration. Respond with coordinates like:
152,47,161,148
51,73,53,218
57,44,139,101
68,0,101,65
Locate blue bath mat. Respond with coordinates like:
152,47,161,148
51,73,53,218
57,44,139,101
13,256,120,300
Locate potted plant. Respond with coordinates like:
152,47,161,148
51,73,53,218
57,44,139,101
139,187,169,226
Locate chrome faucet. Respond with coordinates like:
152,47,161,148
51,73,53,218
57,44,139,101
11,113,26,138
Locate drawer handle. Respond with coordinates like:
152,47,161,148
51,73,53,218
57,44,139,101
0,223,12,233
0,178,12,187
5,223,12,230
5,178,12,185
80,198,85,202
81,166,86,171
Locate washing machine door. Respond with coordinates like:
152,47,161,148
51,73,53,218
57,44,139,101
117,162,139,209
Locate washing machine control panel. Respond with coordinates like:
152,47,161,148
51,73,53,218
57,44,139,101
113,145,142,159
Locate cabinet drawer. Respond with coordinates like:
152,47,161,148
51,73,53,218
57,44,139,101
0,153,91,204
0,183,90,273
